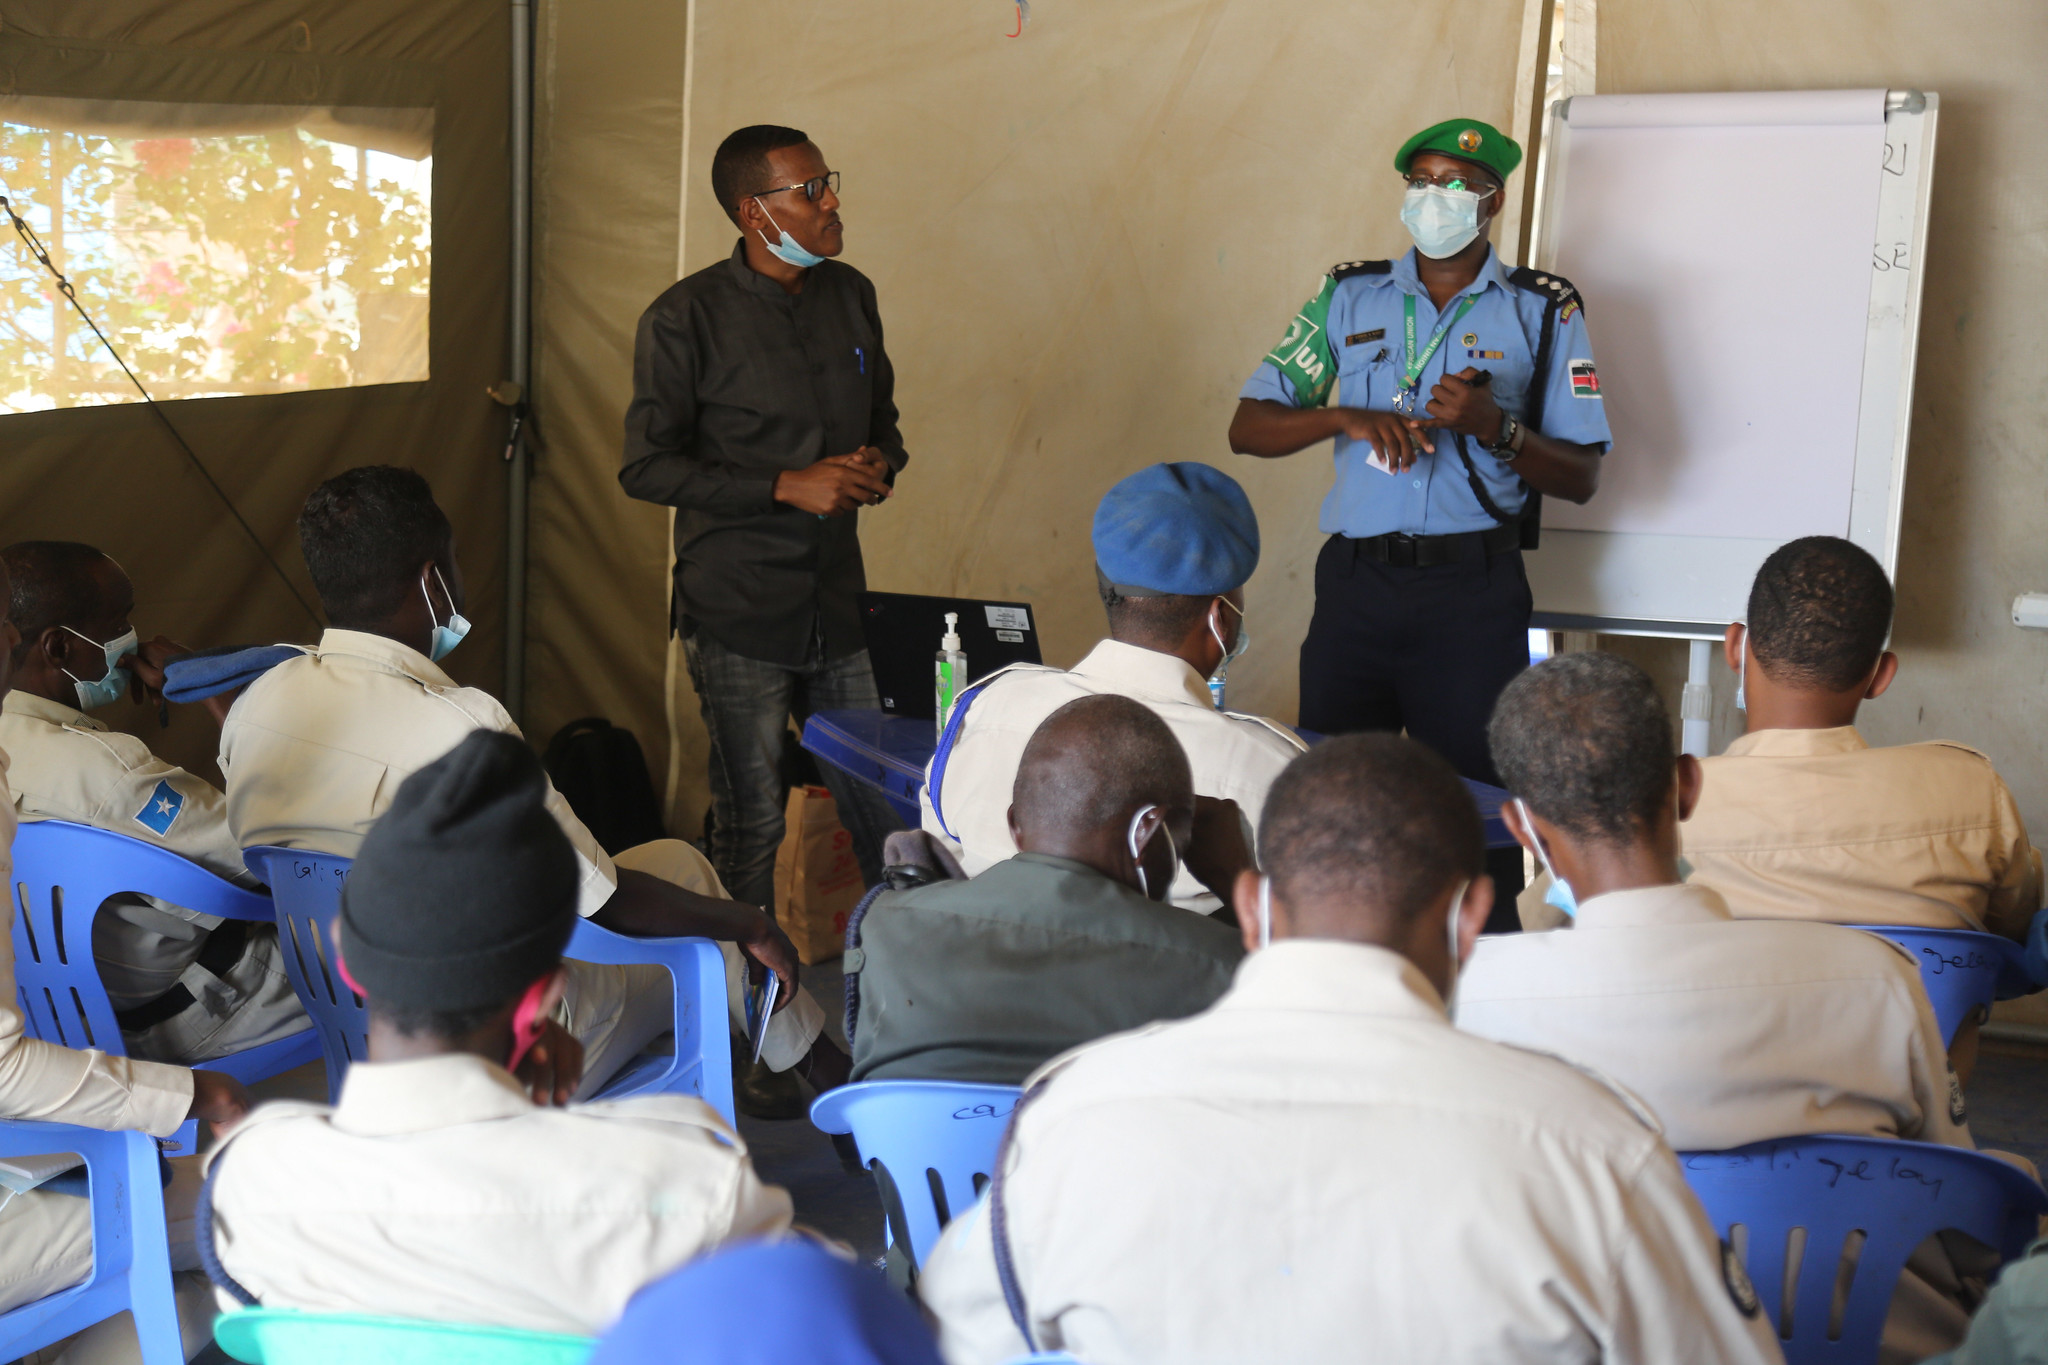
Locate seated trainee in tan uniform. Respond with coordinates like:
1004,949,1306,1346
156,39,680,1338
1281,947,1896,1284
0,557,252,1365
203,732,793,1335
1457,652,1991,1365
1685,536,2041,940
919,735,1781,1365
218,467,845,1100
0,542,303,1065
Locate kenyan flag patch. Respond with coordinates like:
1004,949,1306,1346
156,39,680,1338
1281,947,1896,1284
1569,359,1600,397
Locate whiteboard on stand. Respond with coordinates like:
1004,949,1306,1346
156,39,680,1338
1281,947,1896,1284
1524,88,1937,636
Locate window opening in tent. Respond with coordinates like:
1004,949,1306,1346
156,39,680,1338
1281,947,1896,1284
1506,0,1595,268
0,100,432,414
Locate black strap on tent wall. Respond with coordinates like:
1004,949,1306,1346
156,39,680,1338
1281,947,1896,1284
0,192,323,628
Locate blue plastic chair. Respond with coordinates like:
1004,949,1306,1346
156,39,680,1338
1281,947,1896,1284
12,820,322,1153
245,847,735,1123
213,1306,594,1363
1848,926,2033,1047
1678,1135,2048,1364
810,1080,1022,1269
0,1118,182,1365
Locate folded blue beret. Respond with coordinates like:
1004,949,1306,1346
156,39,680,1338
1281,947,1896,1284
162,644,304,703
1093,462,1260,597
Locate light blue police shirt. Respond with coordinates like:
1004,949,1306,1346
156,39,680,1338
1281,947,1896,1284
1239,246,1612,538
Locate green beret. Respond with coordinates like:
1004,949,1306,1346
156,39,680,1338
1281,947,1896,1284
1395,118,1523,183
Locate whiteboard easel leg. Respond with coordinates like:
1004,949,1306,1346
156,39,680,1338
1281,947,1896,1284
1680,639,1713,758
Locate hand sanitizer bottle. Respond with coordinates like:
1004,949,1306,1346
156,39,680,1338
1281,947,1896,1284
935,612,966,738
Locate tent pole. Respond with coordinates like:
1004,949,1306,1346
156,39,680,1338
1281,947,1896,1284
505,0,534,720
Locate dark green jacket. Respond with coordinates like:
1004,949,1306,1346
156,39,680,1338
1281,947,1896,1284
849,853,1244,1084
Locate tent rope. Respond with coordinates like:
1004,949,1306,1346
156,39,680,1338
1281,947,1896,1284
0,191,323,627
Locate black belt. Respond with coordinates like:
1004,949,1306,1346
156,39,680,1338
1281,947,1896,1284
115,920,250,1033
1346,520,1522,568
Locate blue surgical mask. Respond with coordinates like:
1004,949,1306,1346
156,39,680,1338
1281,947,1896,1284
755,202,825,269
1208,599,1251,710
61,625,137,712
1514,797,1577,918
1401,185,1486,260
422,567,470,663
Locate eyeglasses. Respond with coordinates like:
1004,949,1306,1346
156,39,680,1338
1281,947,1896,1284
753,171,840,204
1402,172,1499,197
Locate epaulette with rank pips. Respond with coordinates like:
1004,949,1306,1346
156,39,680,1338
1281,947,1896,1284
1508,265,1582,310
1330,259,1392,280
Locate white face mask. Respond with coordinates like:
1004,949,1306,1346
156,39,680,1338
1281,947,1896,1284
1736,628,1748,712
1127,804,1180,901
1514,797,1577,918
1400,185,1487,260
1441,878,1472,1014
1256,874,1273,948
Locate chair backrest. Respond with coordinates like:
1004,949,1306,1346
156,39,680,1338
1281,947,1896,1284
1679,1135,2048,1364
11,820,274,1058
0,1119,182,1365
809,1080,1021,1269
562,919,735,1125
1848,926,2032,1047
244,848,363,1103
213,1307,594,1364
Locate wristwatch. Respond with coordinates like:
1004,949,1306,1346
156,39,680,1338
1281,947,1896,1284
1487,411,1527,459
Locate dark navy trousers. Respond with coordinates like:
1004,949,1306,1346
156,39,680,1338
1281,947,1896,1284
1298,534,1533,928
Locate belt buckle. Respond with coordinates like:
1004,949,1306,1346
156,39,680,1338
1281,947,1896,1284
1385,533,1418,568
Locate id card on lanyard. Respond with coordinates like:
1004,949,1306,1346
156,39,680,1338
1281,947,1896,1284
1395,292,1479,414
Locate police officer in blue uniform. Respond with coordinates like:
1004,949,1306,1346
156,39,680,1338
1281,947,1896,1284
1229,117,1611,919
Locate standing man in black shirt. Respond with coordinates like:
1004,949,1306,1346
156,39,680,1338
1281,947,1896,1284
622,124,906,921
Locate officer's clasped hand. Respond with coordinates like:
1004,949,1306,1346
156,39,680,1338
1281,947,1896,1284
1425,366,1504,441
1336,408,1434,472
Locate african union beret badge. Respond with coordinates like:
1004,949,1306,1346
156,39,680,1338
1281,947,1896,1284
1458,128,1483,153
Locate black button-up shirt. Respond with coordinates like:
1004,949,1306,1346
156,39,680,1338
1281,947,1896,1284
620,240,907,667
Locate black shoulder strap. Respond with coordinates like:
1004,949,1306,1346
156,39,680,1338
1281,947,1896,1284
1330,259,1392,280
1506,266,1578,434
197,1146,261,1307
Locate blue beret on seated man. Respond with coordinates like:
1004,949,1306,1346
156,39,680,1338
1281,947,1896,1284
920,462,1307,912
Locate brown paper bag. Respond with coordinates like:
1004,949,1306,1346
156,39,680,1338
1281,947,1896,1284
773,784,864,964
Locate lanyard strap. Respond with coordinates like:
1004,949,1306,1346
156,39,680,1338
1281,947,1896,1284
1400,291,1479,395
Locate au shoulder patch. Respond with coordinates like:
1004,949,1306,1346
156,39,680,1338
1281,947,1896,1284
132,778,185,837
1722,1241,1761,1318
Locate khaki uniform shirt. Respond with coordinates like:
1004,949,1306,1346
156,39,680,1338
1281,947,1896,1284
919,940,1783,1365
214,630,827,1076
219,630,619,917
204,1053,793,1334
1455,883,1969,1152
918,639,1305,910
1684,728,2043,940
1,691,257,1007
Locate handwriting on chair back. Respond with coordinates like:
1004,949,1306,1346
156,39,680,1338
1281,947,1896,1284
1920,946,1995,976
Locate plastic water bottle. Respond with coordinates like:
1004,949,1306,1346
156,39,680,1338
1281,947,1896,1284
935,612,966,739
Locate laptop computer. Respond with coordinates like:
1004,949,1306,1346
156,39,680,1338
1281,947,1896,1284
858,591,1043,720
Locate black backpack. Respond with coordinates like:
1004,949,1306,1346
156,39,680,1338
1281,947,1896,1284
542,717,667,855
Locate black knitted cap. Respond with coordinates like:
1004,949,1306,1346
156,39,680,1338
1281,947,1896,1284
338,730,578,1013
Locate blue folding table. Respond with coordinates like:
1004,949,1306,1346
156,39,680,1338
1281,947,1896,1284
800,708,1517,849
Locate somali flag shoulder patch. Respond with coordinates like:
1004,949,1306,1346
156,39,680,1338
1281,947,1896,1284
133,779,186,837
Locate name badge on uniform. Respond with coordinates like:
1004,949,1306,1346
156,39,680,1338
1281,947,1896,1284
1345,329,1386,346
133,779,186,836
